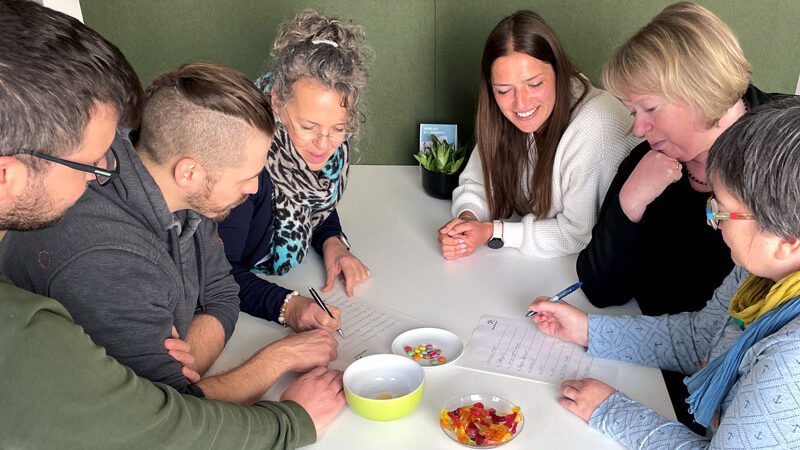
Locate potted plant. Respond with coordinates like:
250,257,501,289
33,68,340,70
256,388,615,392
413,134,466,200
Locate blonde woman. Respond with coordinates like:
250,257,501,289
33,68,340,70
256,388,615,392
579,2,793,316
535,97,800,449
576,1,794,433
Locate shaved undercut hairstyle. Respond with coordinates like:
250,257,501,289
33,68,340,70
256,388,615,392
137,62,275,173
0,0,142,168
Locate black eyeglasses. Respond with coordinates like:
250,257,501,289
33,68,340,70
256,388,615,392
14,147,119,185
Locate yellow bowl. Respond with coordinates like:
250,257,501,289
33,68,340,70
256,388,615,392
343,354,424,421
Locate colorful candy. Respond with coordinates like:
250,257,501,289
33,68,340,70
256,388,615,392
440,402,522,446
405,343,446,366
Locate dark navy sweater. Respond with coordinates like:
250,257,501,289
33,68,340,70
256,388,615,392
218,168,343,321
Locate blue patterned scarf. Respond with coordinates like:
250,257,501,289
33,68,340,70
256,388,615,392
252,73,349,275
684,295,800,427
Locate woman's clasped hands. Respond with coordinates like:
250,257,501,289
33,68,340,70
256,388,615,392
438,212,492,260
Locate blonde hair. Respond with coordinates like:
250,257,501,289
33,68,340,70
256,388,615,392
603,2,751,126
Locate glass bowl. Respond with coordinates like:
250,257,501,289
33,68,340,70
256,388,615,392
440,394,524,447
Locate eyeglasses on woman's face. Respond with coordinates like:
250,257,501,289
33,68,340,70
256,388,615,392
706,194,755,230
282,107,351,148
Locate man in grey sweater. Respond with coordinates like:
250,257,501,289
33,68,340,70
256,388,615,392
1,49,339,404
1,0,342,447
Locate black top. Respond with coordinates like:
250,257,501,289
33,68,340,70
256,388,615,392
576,85,789,316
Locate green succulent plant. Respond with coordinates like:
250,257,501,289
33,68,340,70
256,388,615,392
413,134,466,174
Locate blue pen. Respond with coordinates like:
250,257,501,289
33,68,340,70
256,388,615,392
524,281,583,317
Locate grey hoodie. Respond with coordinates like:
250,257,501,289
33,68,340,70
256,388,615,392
0,131,240,395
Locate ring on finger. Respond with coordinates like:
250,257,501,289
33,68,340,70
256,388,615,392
674,161,681,171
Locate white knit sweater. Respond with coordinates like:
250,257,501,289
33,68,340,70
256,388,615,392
451,83,641,258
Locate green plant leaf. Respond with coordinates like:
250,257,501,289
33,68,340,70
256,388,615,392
449,156,465,173
416,133,464,173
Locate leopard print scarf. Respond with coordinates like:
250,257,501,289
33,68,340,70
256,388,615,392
255,123,349,275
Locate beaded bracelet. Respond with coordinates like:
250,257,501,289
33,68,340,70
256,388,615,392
277,290,298,326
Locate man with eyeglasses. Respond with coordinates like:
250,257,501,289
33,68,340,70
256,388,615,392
0,1,341,447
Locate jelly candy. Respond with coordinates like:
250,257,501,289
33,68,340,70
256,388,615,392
440,402,522,446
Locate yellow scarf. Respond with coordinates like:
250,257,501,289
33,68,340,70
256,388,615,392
729,272,800,329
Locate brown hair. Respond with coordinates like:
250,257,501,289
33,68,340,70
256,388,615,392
476,10,588,219
138,62,274,172
0,0,142,168
603,2,750,127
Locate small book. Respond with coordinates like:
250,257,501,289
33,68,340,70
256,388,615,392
419,123,457,152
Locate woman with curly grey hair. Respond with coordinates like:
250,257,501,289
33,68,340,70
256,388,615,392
219,9,371,332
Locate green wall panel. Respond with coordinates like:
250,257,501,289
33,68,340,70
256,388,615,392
436,0,800,151
80,1,799,165
80,0,435,165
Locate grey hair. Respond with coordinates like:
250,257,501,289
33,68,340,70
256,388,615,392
269,9,372,136
707,97,800,240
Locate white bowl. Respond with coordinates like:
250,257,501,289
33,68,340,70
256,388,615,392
391,327,464,368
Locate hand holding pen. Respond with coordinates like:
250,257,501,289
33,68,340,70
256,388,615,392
308,287,345,338
526,282,589,347
524,282,583,317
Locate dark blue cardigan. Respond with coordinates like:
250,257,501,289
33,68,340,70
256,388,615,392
218,168,343,321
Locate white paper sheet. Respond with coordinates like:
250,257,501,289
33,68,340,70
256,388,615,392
322,288,424,370
456,314,618,385
206,286,424,377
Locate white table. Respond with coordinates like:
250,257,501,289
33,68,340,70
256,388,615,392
208,165,676,449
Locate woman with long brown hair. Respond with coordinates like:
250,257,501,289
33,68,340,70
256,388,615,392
438,10,638,259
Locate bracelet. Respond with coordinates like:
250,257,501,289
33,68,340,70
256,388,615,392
277,290,298,326
338,233,351,251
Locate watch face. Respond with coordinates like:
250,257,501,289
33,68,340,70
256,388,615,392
487,238,504,249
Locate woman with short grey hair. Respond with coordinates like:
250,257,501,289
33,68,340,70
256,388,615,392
531,97,800,448
219,9,372,332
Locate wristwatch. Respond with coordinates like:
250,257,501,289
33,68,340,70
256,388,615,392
487,220,504,249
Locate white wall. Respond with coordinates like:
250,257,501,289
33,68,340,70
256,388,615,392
41,0,83,22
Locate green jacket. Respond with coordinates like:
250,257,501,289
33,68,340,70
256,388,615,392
0,275,316,449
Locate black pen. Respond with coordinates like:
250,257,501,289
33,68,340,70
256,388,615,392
308,287,345,338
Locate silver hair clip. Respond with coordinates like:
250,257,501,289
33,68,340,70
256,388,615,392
311,39,339,48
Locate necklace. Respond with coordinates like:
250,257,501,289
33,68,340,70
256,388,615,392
686,167,709,186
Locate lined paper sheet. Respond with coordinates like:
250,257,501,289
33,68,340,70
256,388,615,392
456,315,618,385
322,288,423,370
206,286,424,377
